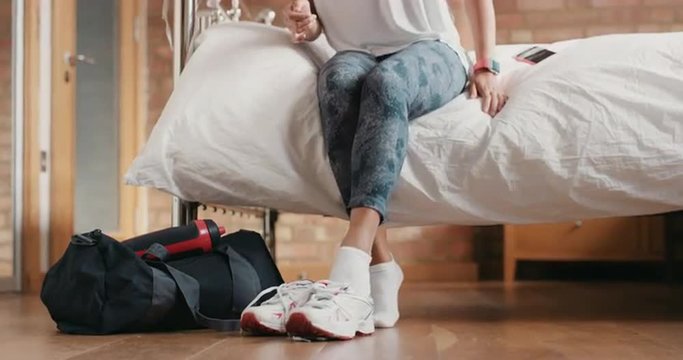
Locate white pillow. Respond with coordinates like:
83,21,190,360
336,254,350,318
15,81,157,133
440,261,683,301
126,22,343,215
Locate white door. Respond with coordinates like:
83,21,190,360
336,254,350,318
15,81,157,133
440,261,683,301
49,0,142,263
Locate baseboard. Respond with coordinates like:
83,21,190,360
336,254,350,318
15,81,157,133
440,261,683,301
278,262,479,283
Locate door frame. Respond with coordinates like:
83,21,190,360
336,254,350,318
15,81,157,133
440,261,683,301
48,0,145,265
0,0,25,292
21,0,41,292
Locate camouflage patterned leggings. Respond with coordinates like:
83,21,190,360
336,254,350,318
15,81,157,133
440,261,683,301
318,40,468,222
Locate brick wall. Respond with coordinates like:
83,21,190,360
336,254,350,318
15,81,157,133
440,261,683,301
0,0,12,277
233,0,683,45
489,0,683,45
143,0,683,281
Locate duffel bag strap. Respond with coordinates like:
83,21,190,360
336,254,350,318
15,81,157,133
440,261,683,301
144,244,241,332
165,265,241,332
225,246,263,314
196,312,241,332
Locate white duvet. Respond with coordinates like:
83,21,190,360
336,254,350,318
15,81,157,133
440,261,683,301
126,23,683,226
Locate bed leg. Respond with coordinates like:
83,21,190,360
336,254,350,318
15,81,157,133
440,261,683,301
504,257,517,284
664,211,681,283
504,225,517,284
172,197,199,226
264,209,278,257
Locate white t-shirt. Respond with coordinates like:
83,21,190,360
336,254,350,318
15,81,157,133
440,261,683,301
314,0,470,69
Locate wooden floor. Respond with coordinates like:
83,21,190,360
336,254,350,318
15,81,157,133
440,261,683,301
2,282,683,360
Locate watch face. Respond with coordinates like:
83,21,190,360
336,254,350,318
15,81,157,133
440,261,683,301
491,60,501,74
475,60,501,75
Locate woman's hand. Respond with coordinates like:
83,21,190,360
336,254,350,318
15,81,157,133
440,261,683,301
468,71,508,117
283,0,321,43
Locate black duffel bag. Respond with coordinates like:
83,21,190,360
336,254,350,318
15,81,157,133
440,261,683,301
40,229,283,334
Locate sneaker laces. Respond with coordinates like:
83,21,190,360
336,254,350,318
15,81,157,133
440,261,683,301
244,280,313,315
307,282,346,305
306,281,373,321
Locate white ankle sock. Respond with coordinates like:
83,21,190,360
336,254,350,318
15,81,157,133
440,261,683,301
329,246,372,298
370,259,404,328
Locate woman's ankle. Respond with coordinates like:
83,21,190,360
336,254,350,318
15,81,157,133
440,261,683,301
341,231,375,254
341,207,382,253
371,253,393,266
371,227,392,265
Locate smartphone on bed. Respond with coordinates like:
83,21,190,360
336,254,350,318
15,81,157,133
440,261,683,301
515,46,556,64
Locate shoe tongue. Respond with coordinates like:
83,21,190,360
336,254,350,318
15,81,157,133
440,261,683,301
288,280,313,288
262,281,310,305
290,290,310,305
282,281,311,303
317,280,351,293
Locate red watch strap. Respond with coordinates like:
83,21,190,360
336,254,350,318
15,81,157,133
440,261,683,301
473,58,500,75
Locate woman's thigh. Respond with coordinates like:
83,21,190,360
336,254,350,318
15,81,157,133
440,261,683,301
367,41,468,120
317,51,378,142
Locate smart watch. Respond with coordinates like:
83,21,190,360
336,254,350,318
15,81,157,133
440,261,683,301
473,58,501,75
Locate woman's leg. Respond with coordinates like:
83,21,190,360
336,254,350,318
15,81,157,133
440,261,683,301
333,40,467,295
347,41,468,225
318,52,397,295
317,52,397,264
287,42,467,339
318,51,378,207
371,227,392,265
370,226,404,327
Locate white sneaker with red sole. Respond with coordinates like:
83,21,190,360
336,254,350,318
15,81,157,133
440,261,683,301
240,280,315,335
285,281,374,341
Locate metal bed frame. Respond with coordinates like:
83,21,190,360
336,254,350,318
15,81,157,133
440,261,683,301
171,0,278,254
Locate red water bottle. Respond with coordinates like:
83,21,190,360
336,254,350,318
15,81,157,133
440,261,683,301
122,219,226,257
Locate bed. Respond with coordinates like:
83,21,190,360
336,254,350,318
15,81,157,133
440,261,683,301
129,0,683,263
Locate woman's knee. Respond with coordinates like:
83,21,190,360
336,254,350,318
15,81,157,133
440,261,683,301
362,64,407,100
318,53,375,93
